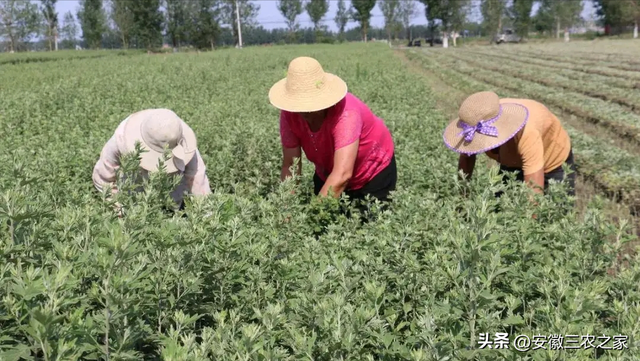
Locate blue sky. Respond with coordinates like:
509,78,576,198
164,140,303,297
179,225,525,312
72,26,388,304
55,0,596,32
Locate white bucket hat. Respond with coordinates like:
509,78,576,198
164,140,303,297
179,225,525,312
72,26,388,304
123,109,197,173
268,56,348,113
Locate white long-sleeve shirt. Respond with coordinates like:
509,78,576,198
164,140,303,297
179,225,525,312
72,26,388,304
92,118,212,205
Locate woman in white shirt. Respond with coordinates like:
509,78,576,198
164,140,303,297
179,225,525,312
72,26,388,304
92,108,211,214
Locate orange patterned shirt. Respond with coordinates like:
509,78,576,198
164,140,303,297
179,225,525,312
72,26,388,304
485,98,571,175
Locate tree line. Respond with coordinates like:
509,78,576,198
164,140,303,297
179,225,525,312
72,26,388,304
0,0,638,52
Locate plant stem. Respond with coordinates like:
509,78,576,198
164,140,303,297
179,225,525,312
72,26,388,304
105,274,111,361
40,339,50,361
9,219,15,246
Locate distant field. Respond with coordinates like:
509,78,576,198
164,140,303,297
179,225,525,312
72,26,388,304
0,43,638,360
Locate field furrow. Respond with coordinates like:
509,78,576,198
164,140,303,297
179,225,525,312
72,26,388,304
465,48,640,82
407,49,640,210
522,50,640,66
450,48,640,91
446,51,640,113
489,48,640,72
419,49,640,144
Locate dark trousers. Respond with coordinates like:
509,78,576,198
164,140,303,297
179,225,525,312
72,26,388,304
496,149,576,197
313,154,397,211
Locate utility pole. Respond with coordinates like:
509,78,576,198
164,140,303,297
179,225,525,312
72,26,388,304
235,0,243,48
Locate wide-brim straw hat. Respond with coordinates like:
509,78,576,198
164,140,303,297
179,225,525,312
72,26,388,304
443,91,529,155
123,109,197,173
268,56,348,113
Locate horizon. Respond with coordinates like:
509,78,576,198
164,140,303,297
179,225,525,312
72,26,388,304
53,0,597,34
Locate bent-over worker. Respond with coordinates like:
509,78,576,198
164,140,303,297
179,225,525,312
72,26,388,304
268,56,397,208
93,109,211,213
442,91,576,197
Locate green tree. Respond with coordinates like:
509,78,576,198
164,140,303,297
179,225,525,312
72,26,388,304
481,0,506,42
306,0,329,32
130,0,163,49
40,0,58,51
78,0,106,49
190,0,221,49
60,11,78,48
277,0,303,43
219,0,260,47
351,0,377,42
537,0,582,40
0,0,41,52
165,0,190,48
419,0,469,47
594,0,640,37
109,0,134,49
633,0,640,38
334,0,350,41
379,0,399,42
510,0,534,38
398,0,418,40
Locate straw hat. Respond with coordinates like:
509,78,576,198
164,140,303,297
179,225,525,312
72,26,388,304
268,56,348,112
123,109,197,173
442,91,529,155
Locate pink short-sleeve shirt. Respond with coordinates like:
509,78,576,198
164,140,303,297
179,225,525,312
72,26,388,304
279,92,395,190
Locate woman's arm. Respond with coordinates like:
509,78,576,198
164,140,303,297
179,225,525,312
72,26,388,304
458,153,476,180
93,133,123,216
319,140,358,198
93,134,121,198
523,169,544,195
279,111,302,182
184,150,212,195
281,146,302,182
519,129,545,195
321,109,363,198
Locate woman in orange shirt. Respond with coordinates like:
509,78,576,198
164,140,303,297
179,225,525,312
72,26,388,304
442,91,576,197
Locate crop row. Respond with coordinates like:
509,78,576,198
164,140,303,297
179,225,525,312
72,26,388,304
465,48,640,82
447,51,640,113
457,50,639,91
421,50,640,145
494,43,640,63
483,48,640,73
0,49,145,66
497,40,640,60
406,49,640,210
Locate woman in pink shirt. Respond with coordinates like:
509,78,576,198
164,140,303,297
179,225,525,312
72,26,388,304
268,56,396,206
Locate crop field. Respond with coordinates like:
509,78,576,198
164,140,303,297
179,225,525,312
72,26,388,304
404,40,640,218
1,43,639,360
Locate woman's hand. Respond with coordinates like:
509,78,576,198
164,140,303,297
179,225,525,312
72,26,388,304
114,202,123,218
458,153,476,181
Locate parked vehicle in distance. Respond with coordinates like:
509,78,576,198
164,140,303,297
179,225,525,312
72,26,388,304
424,37,443,46
494,29,521,44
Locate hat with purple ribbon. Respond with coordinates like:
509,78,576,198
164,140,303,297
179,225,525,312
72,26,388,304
442,91,529,155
